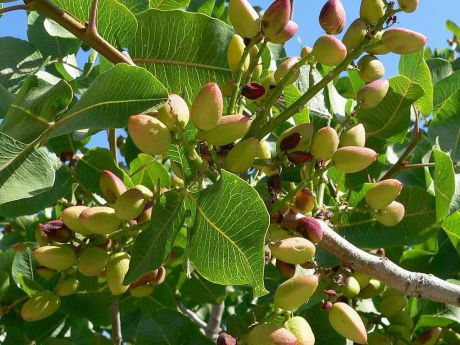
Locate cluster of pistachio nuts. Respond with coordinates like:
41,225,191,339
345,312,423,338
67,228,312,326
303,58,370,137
17,171,166,322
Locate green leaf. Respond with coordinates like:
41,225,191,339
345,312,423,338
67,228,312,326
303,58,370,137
433,71,460,112
168,143,197,183
0,132,57,206
128,9,234,101
399,49,434,116
125,190,186,284
284,84,309,124
129,154,171,189
426,58,453,85
0,83,13,118
446,20,460,37
187,171,269,297
150,0,191,10
118,0,149,13
135,310,214,345
181,273,227,304
51,0,137,47
433,149,456,222
0,37,44,92
188,0,215,15
48,64,168,138
357,76,424,139
297,65,329,118
12,248,43,296
60,292,113,325
443,211,460,256
0,76,73,143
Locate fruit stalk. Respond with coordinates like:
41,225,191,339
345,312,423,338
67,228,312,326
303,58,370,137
111,298,122,345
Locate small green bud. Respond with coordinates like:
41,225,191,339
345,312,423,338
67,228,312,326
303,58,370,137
225,138,259,174
274,57,300,85
328,302,368,344
360,0,385,25
106,252,130,296
357,55,385,83
228,34,249,72
357,79,389,109
342,18,367,51
77,247,109,277
379,289,407,317
229,0,260,38
21,291,61,322
114,188,146,221
311,127,339,160
128,114,172,156
274,274,319,311
367,332,392,345
342,276,361,298
99,170,127,204
33,245,76,272
319,0,347,35
277,124,314,153
376,201,405,227
262,0,292,39
366,179,403,209
284,316,315,345
79,206,121,235
130,284,154,298
202,115,251,146
313,35,347,66
359,278,384,298
271,237,316,265
191,82,223,131
332,146,378,173
398,0,419,13
340,124,366,147
156,94,190,131
61,206,92,235
382,28,427,55
56,278,79,296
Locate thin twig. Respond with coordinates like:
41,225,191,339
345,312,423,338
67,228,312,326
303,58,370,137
108,128,118,164
0,4,30,15
110,299,122,345
205,302,225,340
177,302,207,329
87,0,98,34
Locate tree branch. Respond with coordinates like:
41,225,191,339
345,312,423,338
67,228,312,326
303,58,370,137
205,302,225,340
0,3,30,15
177,302,207,329
31,0,134,65
110,299,122,345
319,222,460,306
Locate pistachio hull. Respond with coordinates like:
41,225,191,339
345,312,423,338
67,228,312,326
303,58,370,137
313,35,347,66
202,115,251,146
329,302,367,344
274,274,319,311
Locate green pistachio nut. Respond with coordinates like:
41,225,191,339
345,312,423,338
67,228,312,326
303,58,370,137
360,0,386,25
266,224,291,242
61,206,92,235
382,28,427,55
277,124,314,153
366,179,403,209
228,34,249,72
352,272,371,287
368,332,392,345
128,114,172,156
271,237,316,265
262,0,292,39
35,226,49,246
358,55,385,83
270,20,299,44
398,0,419,13
99,170,127,204
229,0,260,38
114,188,146,221
357,79,390,109
413,328,442,345
130,284,154,298
376,201,405,226
274,57,300,86
36,267,56,279
332,146,378,173
77,247,109,277
388,311,414,330
342,18,367,51
300,46,313,59
313,35,347,66
156,94,190,131
342,276,361,298
247,323,298,345
319,0,347,35
274,274,319,311
387,325,411,345
21,291,61,322
366,31,391,55
294,188,315,214
79,206,121,235
33,245,76,272
56,278,79,296
106,252,130,296
340,124,366,147
134,184,154,200
379,289,408,317
202,115,251,146
359,278,384,298
311,127,339,160
442,328,460,345
191,82,223,131
284,316,315,345
225,138,259,174
329,302,368,344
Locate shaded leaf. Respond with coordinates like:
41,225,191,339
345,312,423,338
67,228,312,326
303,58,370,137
129,154,171,189
433,149,455,222
443,211,460,256
426,58,452,85
433,70,460,112
150,0,190,10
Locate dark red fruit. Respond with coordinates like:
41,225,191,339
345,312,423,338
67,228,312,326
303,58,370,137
216,333,237,345
241,82,266,100
296,216,323,244
280,133,302,151
39,220,73,243
287,151,313,164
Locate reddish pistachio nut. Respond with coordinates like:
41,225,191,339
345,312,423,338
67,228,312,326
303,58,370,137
229,0,260,38
358,55,385,83
156,94,190,131
33,245,76,272
294,188,315,214
360,0,386,25
130,269,158,289
61,206,92,235
296,216,323,244
262,0,292,39
366,179,403,209
225,138,259,174
367,332,393,345
366,31,391,55
270,237,316,265
77,247,109,277
242,82,266,100
79,206,121,235
324,289,337,296
339,124,366,147
21,291,61,322
277,124,314,153
106,252,131,295
280,133,301,151
191,82,223,131
276,260,296,278
138,203,153,223
342,18,367,51
202,115,251,146
255,73,277,103
228,34,250,72
342,276,361,298
274,57,300,85
357,79,390,109
398,0,419,13
247,324,297,345
323,300,333,310
152,266,166,285
332,146,378,173
382,28,427,55
313,35,347,66
216,332,237,345
311,126,339,160
99,170,127,204
274,274,319,311
114,188,146,221
329,302,368,344
285,316,316,345
130,284,154,298
376,201,405,227
56,278,79,296
39,220,73,243
270,20,299,44
128,114,171,156
287,152,313,164
319,0,347,35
